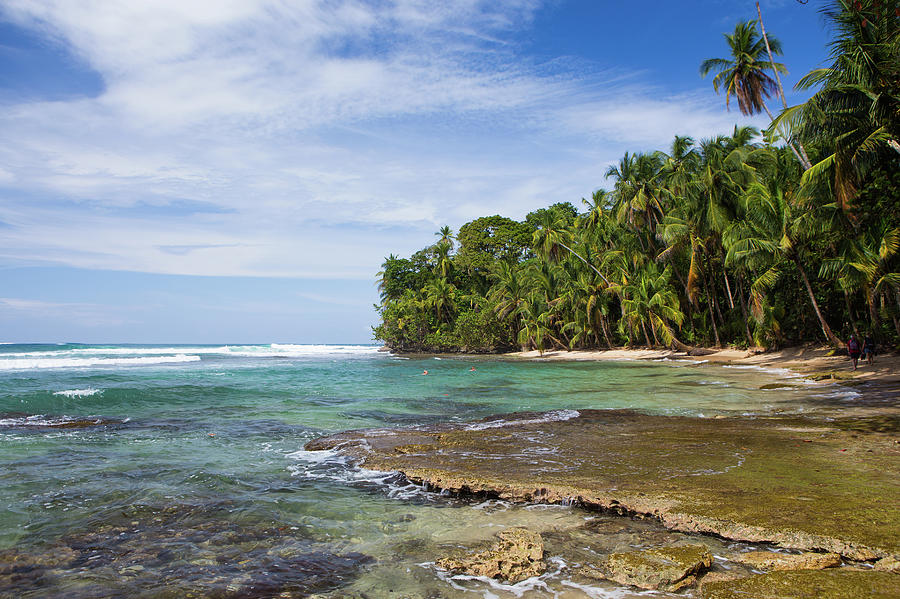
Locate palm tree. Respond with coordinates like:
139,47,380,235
605,151,668,249
776,0,900,211
701,20,811,169
723,151,843,347
611,263,687,349
820,221,900,335
432,241,453,280
516,294,552,354
435,225,455,249
532,211,610,284
423,277,456,324
489,261,528,340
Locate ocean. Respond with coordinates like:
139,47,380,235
0,343,855,598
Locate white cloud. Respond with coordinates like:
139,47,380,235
0,0,756,280
0,297,133,327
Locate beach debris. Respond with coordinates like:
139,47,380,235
580,543,713,591
435,527,545,583
700,569,898,598
735,550,841,571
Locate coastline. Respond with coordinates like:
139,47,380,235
506,345,900,415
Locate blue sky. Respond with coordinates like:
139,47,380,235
0,0,832,343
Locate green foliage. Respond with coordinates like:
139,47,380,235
454,215,533,283
524,202,578,229
374,3,900,353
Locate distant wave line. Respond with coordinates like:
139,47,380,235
0,354,202,371
0,344,381,359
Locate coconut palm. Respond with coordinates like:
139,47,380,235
605,151,668,249
723,150,843,347
820,221,900,335
776,0,900,211
435,225,455,249
422,277,456,324
532,211,610,284
432,241,453,280
701,20,811,169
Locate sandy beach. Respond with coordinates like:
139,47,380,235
508,345,900,415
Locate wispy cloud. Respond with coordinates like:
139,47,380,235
0,0,751,280
0,297,133,326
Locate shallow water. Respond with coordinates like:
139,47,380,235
0,344,850,597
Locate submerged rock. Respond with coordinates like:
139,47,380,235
436,527,545,583
581,543,712,591
0,502,373,598
700,569,899,598
736,550,841,571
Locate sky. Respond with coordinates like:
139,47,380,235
0,0,834,343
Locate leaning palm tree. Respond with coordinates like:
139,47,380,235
532,211,610,285
775,0,900,212
701,20,811,169
820,221,900,335
724,159,843,347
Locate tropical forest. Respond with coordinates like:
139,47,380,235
374,0,899,354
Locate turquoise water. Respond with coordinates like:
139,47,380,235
0,344,849,598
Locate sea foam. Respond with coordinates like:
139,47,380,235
0,354,201,371
53,388,103,398
464,409,580,431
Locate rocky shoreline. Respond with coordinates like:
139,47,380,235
307,408,899,596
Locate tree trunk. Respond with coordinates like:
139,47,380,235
558,242,610,285
701,269,722,347
756,2,812,170
844,290,859,338
650,319,661,347
601,315,614,348
761,103,811,170
707,264,726,328
866,287,880,330
793,255,841,346
670,335,693,353
738,273,753,346
723,270,735,310
641,321,652,347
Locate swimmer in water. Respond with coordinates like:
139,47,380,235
469,367,476,372
422,370,428,375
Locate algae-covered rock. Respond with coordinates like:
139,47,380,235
435,527,545,583
582,544,712,591
310,409,900,562
736,550,842,571
701,569,899,598
873,556,900,572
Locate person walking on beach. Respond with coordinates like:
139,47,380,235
847,334,861,371
862,335,876,365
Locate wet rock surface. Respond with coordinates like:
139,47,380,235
873,556,900,572
436,527,545,583
736,550,842,571
700,569,899,598
581,543,712,591
308,409,900,563
0,502,372,598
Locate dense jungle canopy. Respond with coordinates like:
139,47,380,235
374,0,900,353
